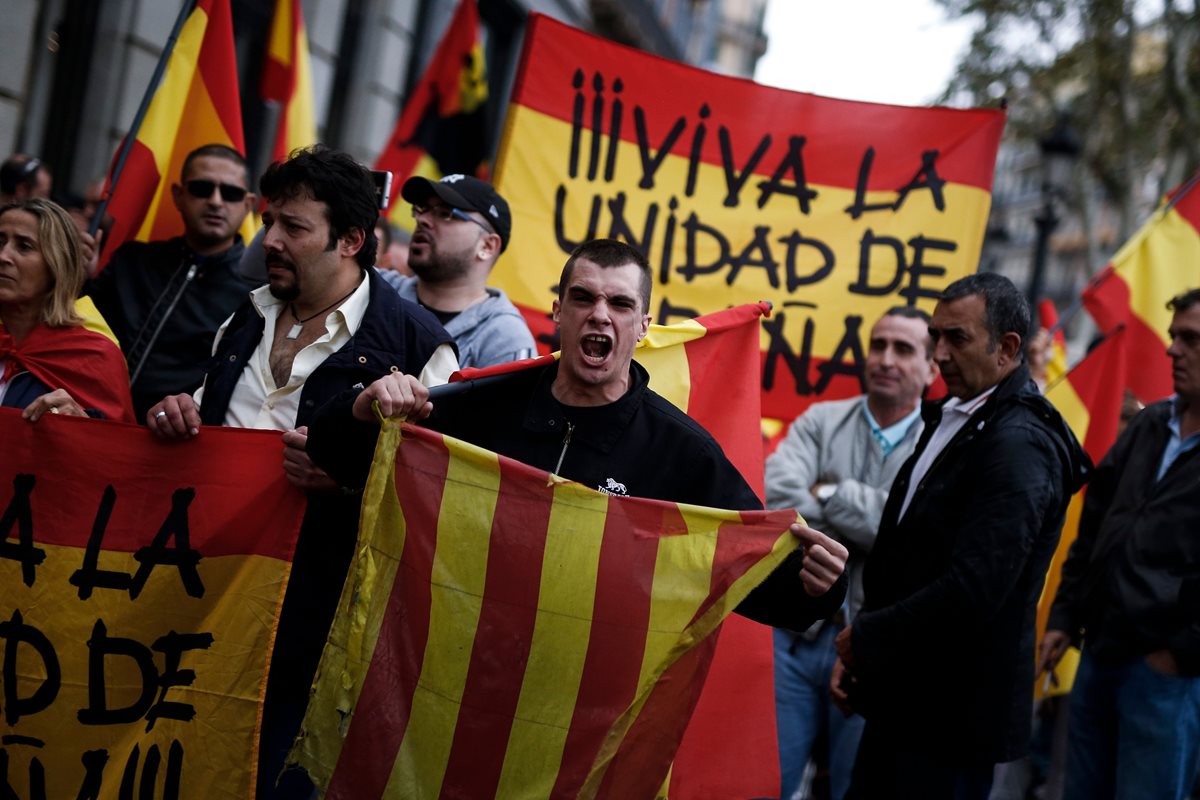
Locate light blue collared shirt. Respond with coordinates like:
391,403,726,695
862,397,923,459
1156,396,1200,480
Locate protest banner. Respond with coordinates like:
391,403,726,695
294,420,800,799
491,14,1004,421
0,411,303,797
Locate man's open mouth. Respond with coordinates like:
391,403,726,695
580,334,612,363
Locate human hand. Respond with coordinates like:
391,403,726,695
831,656,856,716
147,394,201,439
351,373,431,423
1036,630,1072,683
282,426,339,492
78,228,103,277
23,389,86,421
834,624,855,672
790,523,848,597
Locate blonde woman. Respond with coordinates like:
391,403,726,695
0,198,133,422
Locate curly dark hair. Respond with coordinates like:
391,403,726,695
259,145,378,269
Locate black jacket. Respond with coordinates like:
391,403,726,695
309,359,846,632
1048,399,1200,675
88,237,257,419
852,365,1089,763
197,268,454,704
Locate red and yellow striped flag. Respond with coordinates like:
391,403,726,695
1037,327,1126,697
261,0,317,164
1082,173,1200,403
376,0,490,230
294,421,798,798
98,0,253,266
1038,299,1069,387
492,13,1004,423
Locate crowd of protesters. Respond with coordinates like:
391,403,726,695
1,144,1197,800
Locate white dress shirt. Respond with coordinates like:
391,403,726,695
196,278,457,431
897,386,996,522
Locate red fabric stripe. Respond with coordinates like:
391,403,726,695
437,456,555,798
683,313,768,500
1082,270,1173,403
325,430,450,799
690,511,795,624
1166,172,1200,235
594,631,721,796
514,15,1004,193
1067,328,1126,463
259,0,296,100
0,410,302,561
196,0,245,150
547,499,669,799
98,141,161,267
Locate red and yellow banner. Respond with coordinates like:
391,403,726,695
376,0,489,230
492,14,1004,422
99,0,253,266
0,410,302,797
261,0,317,164
1037,328,1126,697
1083,172,1200,403
294,420,798,798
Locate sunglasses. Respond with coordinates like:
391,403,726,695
185,179,248,203
411,203,494,235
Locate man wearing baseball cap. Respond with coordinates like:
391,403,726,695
378,173,535,368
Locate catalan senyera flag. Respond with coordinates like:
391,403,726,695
98,0,254,267
1037,327,1127,697
1038,299,1069,387
261,0,317,164
376,0,489,230
1082,172,1200,403
0,409,303,797
492,14,1005,423
294,421,798,799
295,304,795,798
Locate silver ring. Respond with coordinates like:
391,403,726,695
49,406,60,414
154,411,168,419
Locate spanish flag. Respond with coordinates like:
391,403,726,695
295,304,793,797
1082,172,1200,403
98,0,253,266
491,14,1004,423
1038,299,1069,387
261,0,317,164
376,0,489,229
1037,327,1126,696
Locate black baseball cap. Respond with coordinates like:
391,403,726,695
401,174,511,252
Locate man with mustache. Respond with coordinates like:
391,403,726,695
377,174,536,368
88,144,259,419
146,145,457,799
832,273,1089,799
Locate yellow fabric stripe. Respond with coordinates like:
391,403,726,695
295,420,409,785
1044,373,1091,445
635,318,703,412
493,481,608,797
267,0,293,65
283,15,317,151
579,521,799,798
1115,204,1200,343
75,295,117,344
134,6,209,176
387,435,502,796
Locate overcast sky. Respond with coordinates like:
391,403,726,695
755,0,976,107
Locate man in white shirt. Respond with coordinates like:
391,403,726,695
146,145,457,800
832,273,1089,800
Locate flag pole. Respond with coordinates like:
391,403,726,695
90,0,197,237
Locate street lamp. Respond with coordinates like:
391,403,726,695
1028,116,1081,306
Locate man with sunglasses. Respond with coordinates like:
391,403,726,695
87,144,258,418
377,174,535,368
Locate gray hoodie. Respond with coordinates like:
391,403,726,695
377,271,536,369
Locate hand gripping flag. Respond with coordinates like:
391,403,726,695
97,0,254,266
1037,327,1127,697
261,0,317,164
376,0,490,230
1082,172,1200,403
